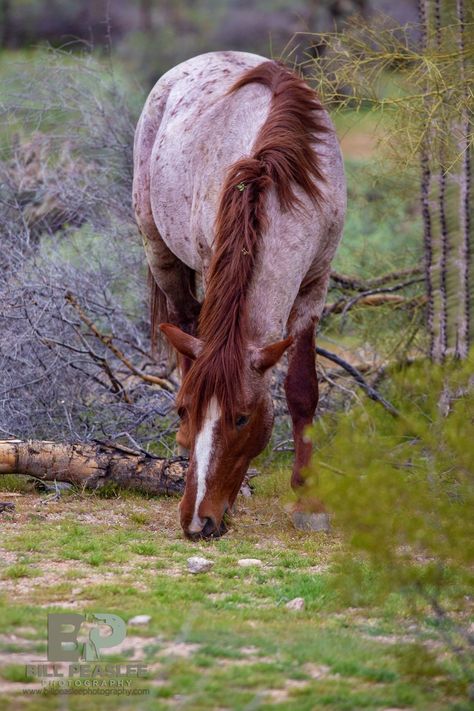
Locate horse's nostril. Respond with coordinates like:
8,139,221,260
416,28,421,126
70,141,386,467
184,516,228,540
201,517,217,538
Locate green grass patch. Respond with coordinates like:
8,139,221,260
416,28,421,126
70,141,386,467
0,458,470,709
1,664,36,683
2,563,39,580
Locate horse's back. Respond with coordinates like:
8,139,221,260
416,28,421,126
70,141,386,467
134,52,273,269
134,50,345,313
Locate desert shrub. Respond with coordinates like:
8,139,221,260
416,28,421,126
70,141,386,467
0,50,180,446
308,353,474,689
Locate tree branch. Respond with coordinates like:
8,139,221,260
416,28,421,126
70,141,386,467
65,292,174,392
330,266,423,292
316,347,400,417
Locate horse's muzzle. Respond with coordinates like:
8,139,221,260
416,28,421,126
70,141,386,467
184,515,228,541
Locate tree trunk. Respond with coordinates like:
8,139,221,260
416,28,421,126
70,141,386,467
454,0,472,358
0,440,188,496
418,0,473,361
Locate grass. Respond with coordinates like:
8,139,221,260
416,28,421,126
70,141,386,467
0,46,467,711
0,472,470,711
2,563,39,580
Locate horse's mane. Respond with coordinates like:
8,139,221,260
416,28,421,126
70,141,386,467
178,60,328,435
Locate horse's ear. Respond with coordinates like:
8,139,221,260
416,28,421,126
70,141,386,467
159,324,203,360
251,336,293,373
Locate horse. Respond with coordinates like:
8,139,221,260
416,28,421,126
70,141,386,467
133,51,346,539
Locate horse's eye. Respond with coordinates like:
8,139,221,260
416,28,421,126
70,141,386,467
177,407,186,420
235,414,249,429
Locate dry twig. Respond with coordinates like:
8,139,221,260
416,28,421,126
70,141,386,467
65,292,174,392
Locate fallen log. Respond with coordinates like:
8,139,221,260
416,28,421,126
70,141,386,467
0,440,188,496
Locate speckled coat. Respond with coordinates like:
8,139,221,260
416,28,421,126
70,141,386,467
133,51,347,537
133,50,346,347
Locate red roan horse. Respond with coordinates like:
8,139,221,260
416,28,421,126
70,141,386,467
133,52,346,539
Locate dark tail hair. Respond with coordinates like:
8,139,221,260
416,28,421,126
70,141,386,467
148,267,168,356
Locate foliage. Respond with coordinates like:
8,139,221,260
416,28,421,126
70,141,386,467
0,49,137,226
305,6,474,360
308,353,474,687
306,11,474,168
0,50,180,444
0,0,375,85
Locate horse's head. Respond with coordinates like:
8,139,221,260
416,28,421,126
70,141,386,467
160,324,292,539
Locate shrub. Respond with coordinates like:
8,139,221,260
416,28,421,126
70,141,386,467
308,353,474,689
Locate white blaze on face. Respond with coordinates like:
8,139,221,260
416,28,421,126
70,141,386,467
188,396,221,533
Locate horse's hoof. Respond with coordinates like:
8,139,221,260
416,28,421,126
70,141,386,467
292,511,331,532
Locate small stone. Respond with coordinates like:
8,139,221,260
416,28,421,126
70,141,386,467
128,615,152,626
187,556,214,574
285,597,305,611
237,558,263,568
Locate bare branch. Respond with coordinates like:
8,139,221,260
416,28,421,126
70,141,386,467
65,292,174,393
316,347,400,417
330,266,423,292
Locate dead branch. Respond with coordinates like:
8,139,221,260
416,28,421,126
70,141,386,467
65,292,174,393
39,333,132,403
324,293,409,317
330,266,423,292
316,347,400,417
342,280,423,323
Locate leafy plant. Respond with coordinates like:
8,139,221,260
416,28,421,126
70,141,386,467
308,352,474,692
306,3,474,360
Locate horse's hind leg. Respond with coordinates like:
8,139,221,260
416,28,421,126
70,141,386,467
133,97,200,378
285,273,330,531
143,229,201,379
134,162,200,376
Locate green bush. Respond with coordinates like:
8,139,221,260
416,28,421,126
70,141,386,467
310,352,473,591
308,352,474,688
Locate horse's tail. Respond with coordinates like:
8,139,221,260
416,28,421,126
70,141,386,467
180,61,328,433
148,267,168,356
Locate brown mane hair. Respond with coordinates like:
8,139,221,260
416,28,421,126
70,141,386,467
177,61,328,435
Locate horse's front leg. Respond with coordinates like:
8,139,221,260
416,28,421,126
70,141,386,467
284,322,330,531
